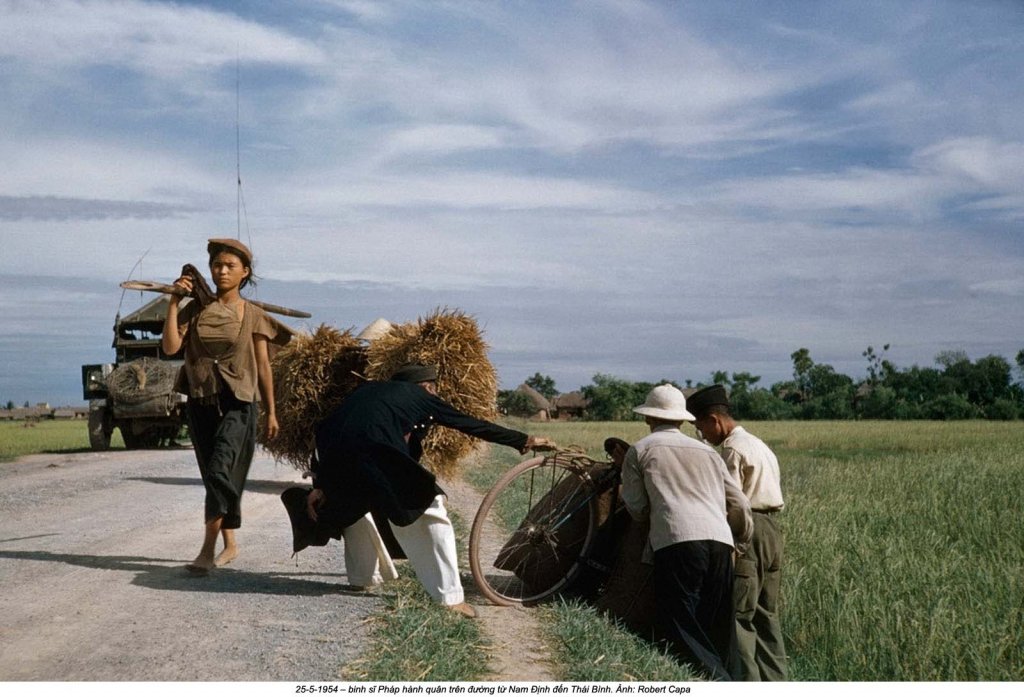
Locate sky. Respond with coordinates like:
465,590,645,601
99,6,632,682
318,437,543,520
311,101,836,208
1,0,1023,406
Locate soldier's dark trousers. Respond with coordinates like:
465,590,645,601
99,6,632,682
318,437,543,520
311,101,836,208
654,539,737,681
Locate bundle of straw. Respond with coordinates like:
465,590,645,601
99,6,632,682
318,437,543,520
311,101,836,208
365,307,499,479
260,324,366,470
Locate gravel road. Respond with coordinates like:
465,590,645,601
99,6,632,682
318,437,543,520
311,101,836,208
0,447,379,681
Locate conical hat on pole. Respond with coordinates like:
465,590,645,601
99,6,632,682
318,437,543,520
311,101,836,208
356,318,394,342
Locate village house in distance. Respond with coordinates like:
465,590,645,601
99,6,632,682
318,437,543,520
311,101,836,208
511,383,589,421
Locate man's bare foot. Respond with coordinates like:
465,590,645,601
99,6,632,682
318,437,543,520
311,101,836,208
445,602,478,619
214,546,239,567
345,582,379,592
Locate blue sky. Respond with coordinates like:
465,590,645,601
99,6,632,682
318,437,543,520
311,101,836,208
1,0,1023,406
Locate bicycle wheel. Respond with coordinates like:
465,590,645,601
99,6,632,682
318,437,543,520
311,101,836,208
469,454,600,606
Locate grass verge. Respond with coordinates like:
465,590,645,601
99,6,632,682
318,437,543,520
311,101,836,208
342,507,491,681
341,568,489,681
541,599,699,681
0,419,125,462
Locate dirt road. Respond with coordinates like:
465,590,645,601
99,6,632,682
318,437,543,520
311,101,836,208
0,448,378,681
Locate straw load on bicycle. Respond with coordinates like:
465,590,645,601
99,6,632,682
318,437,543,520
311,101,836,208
260,305,654,624
258,323,366,470
258,307,501,480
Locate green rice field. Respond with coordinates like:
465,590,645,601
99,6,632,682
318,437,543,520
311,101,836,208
0,419,124,461
471,419,1024,681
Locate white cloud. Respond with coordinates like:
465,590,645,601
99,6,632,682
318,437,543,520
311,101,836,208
708,168,949,218
702,137,1024,222
281,171,663,212
374,124,509,161
0,137,224,201
847,81,936,114
958,195,1024,221
0,0,324,80
915,137,1024,189
296,1,817,155
315,0,394,23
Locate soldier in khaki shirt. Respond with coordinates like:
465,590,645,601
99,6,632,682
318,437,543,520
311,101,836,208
689,384,788,681
620,384,752,681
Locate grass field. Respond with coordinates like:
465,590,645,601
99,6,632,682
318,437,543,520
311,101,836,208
470,419,1024,681
0,419,124,461
5,417,1022,680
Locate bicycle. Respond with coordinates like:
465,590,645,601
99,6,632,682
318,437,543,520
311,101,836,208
468,439,629,606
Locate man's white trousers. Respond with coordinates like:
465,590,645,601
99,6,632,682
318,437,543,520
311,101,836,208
341,495,464,606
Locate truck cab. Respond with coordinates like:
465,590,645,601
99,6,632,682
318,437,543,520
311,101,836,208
82,296,190,449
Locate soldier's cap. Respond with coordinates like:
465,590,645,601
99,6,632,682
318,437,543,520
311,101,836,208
207,238,253,266
603,437,630,457
686,384,730,416
391,363,438,383
280,486,332,554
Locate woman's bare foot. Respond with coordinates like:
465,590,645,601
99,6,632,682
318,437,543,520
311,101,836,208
186,517,223,575
214,546,238,567
185,554,215,575
216,528,238,566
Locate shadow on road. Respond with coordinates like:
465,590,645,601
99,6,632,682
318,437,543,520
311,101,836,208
0,533,61,544
0,549,360,597
125,477,300,495
42,444,193,455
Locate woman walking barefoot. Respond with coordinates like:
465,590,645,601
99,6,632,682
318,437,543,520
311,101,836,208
161,238,292,574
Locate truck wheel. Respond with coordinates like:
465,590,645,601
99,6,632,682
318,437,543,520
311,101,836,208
88,409,112,451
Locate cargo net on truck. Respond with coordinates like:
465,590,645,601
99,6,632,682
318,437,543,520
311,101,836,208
106,357,180,404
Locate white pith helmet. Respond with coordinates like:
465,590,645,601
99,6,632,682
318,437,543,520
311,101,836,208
633,383,695,422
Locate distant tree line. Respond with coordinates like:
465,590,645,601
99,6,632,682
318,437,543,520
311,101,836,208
3,401,30,410
499,347,1024,421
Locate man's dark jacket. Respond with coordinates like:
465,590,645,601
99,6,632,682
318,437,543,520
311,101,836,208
311,380,528,532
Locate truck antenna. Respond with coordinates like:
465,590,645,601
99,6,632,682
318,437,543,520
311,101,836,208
236,51,241,240
235,51,253,255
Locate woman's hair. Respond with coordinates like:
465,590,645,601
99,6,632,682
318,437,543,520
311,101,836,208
207,242,257,290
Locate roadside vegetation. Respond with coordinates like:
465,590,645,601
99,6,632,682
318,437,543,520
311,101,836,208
341,570,488,681
542,600,698,681
341,508,490,682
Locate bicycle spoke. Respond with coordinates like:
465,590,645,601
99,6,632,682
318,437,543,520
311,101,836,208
470,454,603,605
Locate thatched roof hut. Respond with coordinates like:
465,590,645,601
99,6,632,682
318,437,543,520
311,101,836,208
552,391,589,420
514,384,551,421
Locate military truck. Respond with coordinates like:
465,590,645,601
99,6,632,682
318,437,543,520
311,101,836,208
81,296,189,450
